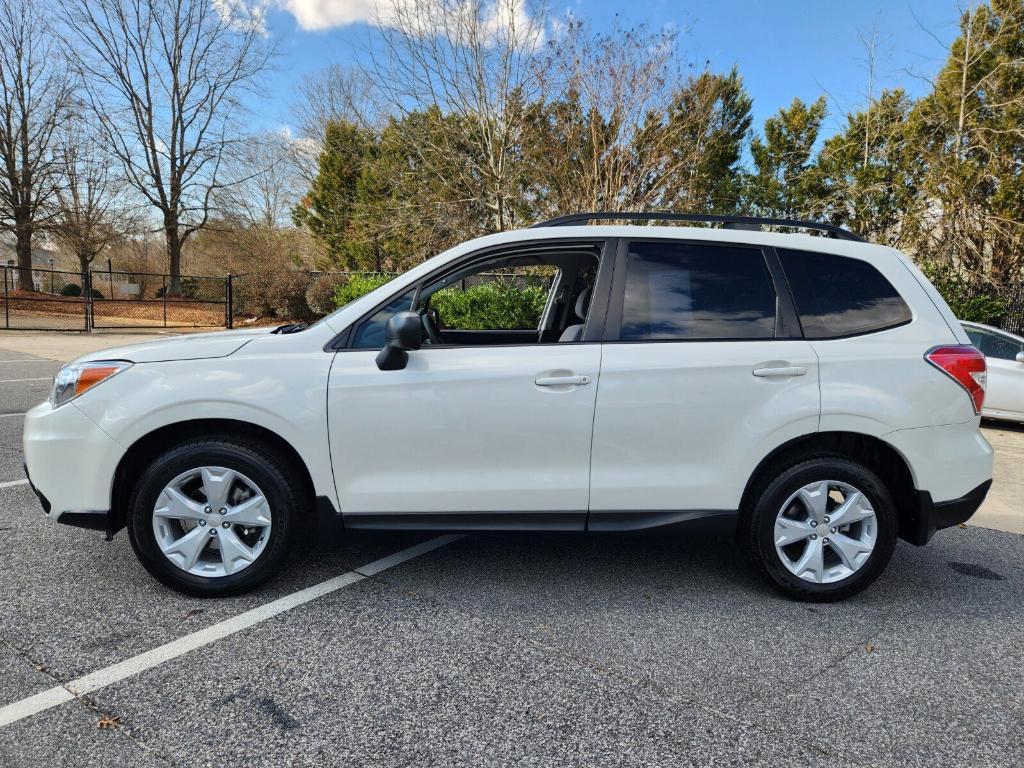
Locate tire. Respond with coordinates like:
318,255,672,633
741,456,897,602
127,437,301,597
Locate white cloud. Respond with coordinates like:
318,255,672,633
215,0,269,33
277,0,392,31
277,0,540,39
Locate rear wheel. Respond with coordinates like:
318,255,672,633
127,438,300,596
742,457,897,602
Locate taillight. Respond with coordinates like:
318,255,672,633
925,345,986,414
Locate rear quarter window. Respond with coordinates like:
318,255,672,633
779,249,912,338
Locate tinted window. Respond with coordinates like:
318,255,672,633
779,250,912,338
619,241,777,341
352,289,415,349
965,326,1024,361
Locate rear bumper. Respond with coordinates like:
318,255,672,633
906,479,992,546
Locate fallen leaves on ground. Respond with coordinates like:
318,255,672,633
96,715,122,730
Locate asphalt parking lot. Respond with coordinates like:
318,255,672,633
1,341,1023,767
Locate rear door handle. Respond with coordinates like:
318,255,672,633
752,366,807,378
535,375,592,386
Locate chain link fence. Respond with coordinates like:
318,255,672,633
1,265,231,332
998,284,1024,335
1,265,90,331
88,268,230,330
960,282,1024,335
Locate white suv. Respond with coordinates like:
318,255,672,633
23,214,994,601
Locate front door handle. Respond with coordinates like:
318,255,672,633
752,366,807,378
535,374,592,387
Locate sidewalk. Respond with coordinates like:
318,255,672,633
973,421,1024,535
0,329,195,362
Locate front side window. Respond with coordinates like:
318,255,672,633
965,326,1024,361
618,241,777,341
779,249,912,338
420,264,557,331
351,289,415,349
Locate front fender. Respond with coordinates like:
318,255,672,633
72,354,337,504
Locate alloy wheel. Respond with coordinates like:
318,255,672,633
151,466,272,578
773,480,878,584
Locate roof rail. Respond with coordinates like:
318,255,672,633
529,212,864,242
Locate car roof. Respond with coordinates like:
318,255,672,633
461,224,897,261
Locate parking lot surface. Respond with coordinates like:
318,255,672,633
1,341,1022,767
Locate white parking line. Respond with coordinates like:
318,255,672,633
0,412,26,418
0,378,50,383
0,479,29,489
0,534,462,729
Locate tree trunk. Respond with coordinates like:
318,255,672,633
166,223,182,296
15,226,33,291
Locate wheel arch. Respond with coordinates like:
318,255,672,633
739,431,920,543
109,418,318,534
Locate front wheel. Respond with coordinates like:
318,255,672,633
742,457,897,602
127,438,300,596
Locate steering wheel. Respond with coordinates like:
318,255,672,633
418,307,443,345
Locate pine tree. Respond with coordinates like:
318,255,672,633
911,0,1024,282
745,96,828,219
816,89,923,246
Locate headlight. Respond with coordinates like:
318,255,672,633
50,360,132,408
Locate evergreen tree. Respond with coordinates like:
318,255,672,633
816,89,923,246
662,68,752,214
291,120,376,269
911,0,1024,282
745,96,828,219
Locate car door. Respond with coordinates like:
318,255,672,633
964,325,1024,418
326,242,611,529
587,238,820,527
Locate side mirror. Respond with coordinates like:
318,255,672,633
375,311,422,371
1016,351,1024,364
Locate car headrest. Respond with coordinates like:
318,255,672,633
575,287,591,321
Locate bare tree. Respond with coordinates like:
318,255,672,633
0,0,70,290
526,20,696,214
292,65,378,141
215,131,304,230
366,0,546,231
61,0,272,294
51,113,136,273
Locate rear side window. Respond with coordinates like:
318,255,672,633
619,241,777,341
779,249,912,338
965,326,1024,361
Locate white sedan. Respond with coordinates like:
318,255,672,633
962,321,1024,424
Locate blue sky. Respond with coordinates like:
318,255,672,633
255,0,964,139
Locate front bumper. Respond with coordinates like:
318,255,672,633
23,401,125,534
906,479,992,546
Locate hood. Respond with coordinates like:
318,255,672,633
76,327,274,364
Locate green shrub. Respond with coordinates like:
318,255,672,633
919,261,1006,325
90,288,105,300
332,273,395,308
431,280,547,330
329,274,547,330
306,273,348,316
59,283,82,297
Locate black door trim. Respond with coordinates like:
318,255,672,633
601,237,805,343
326,237,616,352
